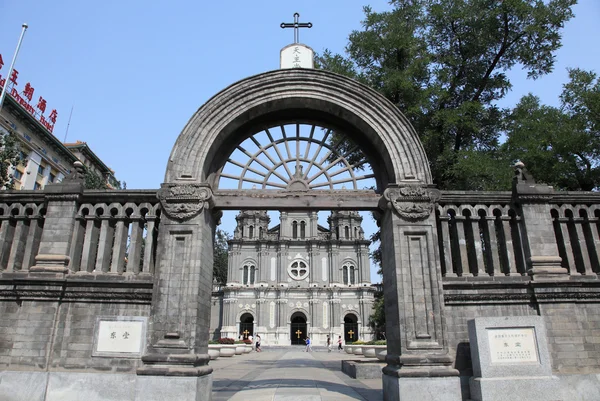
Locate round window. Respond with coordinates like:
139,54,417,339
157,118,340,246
288,260,309,280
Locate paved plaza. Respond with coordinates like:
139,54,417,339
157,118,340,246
210,347,383,401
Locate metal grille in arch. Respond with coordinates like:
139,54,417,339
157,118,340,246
218,124,375,190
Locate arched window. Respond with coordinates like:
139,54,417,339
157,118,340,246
345,226,349,239
259,227,263,239
243,264,256,284
336,226,340,240
249,225,254,239
354,227,357,239
292,221,298,239
300,221,306,239
241,226,244,238
342,262,356,285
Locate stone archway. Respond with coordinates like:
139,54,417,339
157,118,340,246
140,68,460,401
290,311,308,345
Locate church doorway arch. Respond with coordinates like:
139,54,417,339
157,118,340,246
239,313,254,339
290,312,307,345
344,313,359,343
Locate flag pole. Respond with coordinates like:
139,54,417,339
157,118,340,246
0,23,29,114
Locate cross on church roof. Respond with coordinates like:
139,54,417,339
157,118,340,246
280,12,312,44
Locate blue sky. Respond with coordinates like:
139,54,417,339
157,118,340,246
1,1,598,281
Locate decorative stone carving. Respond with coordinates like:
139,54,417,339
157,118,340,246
157,184,212,221
381,185,441,220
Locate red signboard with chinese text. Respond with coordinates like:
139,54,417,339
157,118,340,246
0,52,57,133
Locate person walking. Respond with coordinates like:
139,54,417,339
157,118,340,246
326,335,332,352
337,335,343,352
255,335,261,352
305,336,312,352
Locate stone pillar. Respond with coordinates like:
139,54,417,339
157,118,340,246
30,162,85,275
378,184,460,401
137,183,214,396
512,163,568,281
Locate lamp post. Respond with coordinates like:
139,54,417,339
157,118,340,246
0,23,28,114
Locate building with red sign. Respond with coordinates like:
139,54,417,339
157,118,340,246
0,86,118,190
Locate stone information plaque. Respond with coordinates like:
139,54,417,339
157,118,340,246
94,317,146,357
487,327,538,364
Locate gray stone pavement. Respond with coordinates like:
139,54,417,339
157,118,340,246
210,346,383,401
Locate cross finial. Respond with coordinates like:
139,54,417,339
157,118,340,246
281,12,312,44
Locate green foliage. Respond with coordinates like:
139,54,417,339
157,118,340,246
0,130,27,189
84,168,107,190
352,340,367,345
316,0,575,190
213,229,230,285
373,340,387,346
368,294,386,339
503,69,600,190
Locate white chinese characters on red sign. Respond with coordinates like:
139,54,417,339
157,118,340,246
0,53,58,133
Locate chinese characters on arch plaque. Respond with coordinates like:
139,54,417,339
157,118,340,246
93,317,147,357
280,44,314,69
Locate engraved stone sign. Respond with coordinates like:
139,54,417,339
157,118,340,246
487,327,538,364
93,316,147,357
280,44,314,69
468,316,558,401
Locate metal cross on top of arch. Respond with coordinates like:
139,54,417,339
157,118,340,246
218,123,375,191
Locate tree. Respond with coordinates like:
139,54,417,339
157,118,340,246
317,0,575,190
368,293,386,339
503,68,600,190
213,229,230,285
83,167,123,190
0,130,27,189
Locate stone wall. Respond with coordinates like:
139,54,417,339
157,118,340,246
444,278,600,376
0,276,152,373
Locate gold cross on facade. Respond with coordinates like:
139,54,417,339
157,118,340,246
242,329,250,338
295,329,303,338
347,330,355,339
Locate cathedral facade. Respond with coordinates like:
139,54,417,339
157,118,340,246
210,210,376,346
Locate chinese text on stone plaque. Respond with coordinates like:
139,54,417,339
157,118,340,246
487,327,538,364
96,319,144,354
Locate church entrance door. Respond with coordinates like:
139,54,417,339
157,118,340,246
240,313,254,339
344,314,359,343
290,312,307,345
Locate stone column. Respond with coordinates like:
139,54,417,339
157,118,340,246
30,162,85,275
378,184,460,401
137,183,215,392
512,163,568,280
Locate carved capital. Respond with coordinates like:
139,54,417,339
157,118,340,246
157,184,213,221
381,185,440,220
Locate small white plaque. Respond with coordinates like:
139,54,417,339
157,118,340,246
94,317,146,357
488,327,538,364
280,44,314,69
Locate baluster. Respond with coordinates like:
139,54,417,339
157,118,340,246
439,213,456,277
111,216,128,273
128,216,143,274
590,214,600,273
486,215,501,275
574,214,594,275
95,217,114,273
81,216,100,272
471,215,485,276
0,217,16,270
7,217,27,271
456,216,471,276
68,217,86,272
142,215,157,275
559,215,578,275
500,216,517,275
22,217,43,270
